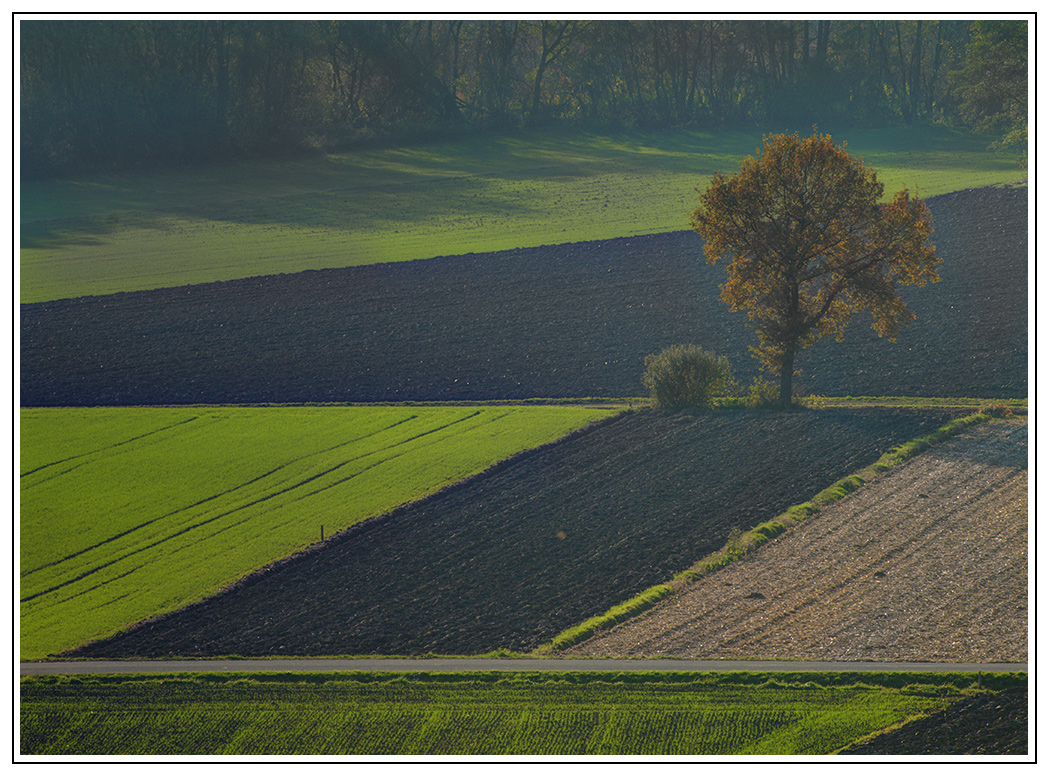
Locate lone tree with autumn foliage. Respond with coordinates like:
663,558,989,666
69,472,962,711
691,131,941,409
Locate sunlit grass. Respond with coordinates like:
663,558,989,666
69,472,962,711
20,125,1022,303
18,405,617,659
20,671,983,755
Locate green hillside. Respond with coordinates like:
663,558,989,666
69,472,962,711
20,126,1021,303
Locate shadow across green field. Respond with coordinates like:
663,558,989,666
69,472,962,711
20,125,1022,303
22,126,1011,240
20,128,744,250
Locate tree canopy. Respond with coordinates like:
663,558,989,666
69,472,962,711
952,20,1028,166
691,131,940,408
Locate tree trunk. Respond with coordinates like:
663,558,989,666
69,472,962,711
925,22,945,115
816,20,830,66
214,21,231,137
908,21,925,122
779,348,795,410
529,21,575,124
529,58,547,120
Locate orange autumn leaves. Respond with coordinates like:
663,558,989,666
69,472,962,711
692,131,940,404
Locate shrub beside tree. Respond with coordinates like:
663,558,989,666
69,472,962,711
642,344,735,411
691,131,941,410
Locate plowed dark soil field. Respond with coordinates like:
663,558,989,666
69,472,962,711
566,419,1028,663
68,407,956,658
20,186,1026,406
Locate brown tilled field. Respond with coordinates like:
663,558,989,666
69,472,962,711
564,419,1028,663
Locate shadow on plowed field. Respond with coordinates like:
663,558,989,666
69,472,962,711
21,186,1027,406
839,686,1028,755
68,407,957,658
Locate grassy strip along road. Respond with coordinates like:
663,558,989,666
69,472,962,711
537,408,1014,654
20,658,1027,675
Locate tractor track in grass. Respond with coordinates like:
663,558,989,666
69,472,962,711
63,407,962,659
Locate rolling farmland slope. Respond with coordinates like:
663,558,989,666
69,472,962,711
20,126,1021,303
17,100,1031,759
67,408,957,659
19,405,616,659
565,419,1028,663
21,186,1027,407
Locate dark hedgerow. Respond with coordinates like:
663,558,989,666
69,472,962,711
642,344,734,411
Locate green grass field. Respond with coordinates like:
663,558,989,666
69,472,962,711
20,125,1022,303
22,670,1002,755
19,405,618,660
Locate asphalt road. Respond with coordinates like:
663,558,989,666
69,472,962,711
19,658,1028,675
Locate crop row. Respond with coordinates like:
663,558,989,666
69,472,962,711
20,672,982,755
19,405,616,660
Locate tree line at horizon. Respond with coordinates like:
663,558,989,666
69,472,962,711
20,18,1027,178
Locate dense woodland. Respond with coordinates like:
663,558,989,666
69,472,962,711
20,18,1028,177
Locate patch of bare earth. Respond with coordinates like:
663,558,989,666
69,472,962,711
565,419,1028,663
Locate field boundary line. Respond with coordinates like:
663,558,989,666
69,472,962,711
534,408,1014,655
796,396,1028,412
48,409,631,653
207,409,629,593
